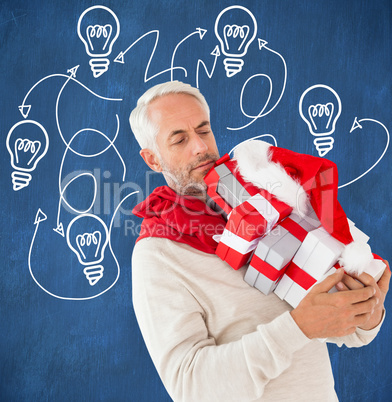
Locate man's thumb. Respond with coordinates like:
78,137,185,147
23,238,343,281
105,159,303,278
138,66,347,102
310,268,345,293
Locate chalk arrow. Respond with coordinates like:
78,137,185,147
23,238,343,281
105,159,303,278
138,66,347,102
18,65,79,119
258,39,268,50
211,45,221,57
196,45,221,88
53,222,65,237
18,66,122,118
34,209,47,225
171,28,207,81
350,116,363,133
339,117,390,188
18,105,31,119
114,51,125,64
196,28,207,40
113,30,159,65
67,65,79,78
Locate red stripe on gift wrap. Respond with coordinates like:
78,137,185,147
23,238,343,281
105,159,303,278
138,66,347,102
285,262,317,290
250,254,287,282
205,164,232,215
215,154,231,165
280,218,309,242
216,239,252,270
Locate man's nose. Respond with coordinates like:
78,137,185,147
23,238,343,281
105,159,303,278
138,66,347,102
191,134,208,155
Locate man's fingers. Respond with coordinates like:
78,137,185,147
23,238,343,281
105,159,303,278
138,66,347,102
340,273,364,290
335,281,349,291
351,272,376,288
310,268,345,293
378,261,391,293
322,285,375,306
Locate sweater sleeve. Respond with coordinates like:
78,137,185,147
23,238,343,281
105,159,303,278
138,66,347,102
132,242,312,401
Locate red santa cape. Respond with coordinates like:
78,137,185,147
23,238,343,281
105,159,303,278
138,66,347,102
132,185,226,254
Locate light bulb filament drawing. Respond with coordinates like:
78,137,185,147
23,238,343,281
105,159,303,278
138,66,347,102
76,231,102,261
299,84,341,157
308,103,334,132
86,24,113,53
77,6,120,78
6,120,49,191
66,214,109,286
223,25,250,52
215,6,257,78
15,138,42,166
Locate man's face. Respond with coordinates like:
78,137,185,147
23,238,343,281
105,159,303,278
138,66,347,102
148,93,220,197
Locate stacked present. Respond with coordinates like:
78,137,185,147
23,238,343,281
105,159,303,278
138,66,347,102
274,226,345,307
204,154,292,270
244,209,320,295
204,142,386,309
215,192,292,270
274,220,386,307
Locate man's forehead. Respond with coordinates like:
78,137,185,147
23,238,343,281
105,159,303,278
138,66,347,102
148,93,208,128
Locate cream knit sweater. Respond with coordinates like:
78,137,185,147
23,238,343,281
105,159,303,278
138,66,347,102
132,237,383,401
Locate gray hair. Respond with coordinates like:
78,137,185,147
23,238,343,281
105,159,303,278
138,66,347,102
129,81,210,151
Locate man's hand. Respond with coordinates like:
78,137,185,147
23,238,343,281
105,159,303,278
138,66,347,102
290,268,380,339
335,260,390,330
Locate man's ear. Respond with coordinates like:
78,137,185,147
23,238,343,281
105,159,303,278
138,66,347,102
139,149,162,172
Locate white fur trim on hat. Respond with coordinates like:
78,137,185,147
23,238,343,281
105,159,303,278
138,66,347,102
233,140,309,215
339,241,374,275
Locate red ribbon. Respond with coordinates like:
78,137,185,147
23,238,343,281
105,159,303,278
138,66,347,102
280,217,309,242
250,254,287,282
285,262,317,290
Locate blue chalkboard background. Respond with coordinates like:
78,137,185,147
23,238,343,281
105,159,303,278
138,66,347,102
1,0,391,400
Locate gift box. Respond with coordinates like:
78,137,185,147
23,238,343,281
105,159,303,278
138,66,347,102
216,192,293,270
204,154,233,216
205,154,254,216
215,229,261,270
274,226,345,308
365,259,386,282
216,166,252,210
245,209,320,295
204,154,273,217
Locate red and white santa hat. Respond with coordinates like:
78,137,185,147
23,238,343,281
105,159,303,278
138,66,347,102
232,139,374,275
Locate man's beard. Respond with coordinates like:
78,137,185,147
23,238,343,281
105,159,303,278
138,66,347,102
159,153,218,198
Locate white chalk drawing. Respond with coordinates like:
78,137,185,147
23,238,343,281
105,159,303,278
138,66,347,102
29,191,139,301
229,134,278,156
54,115,125,237
6,4,387,302
66,214,109,286
215,5,257,78
114,30,187,81
299,84,342,157
170,28,207,81
226,40,287,131
196,45,221,89
18,65,122,119
338,117,390,188
6,120,49,191
77,5,120,78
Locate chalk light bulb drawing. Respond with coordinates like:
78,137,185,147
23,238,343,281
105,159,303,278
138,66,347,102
77,5,120,78
299,84,342,157
66,214,109,286
214,5,257,78
6,120,49,191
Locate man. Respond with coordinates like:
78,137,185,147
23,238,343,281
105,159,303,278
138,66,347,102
130,81,390,401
